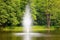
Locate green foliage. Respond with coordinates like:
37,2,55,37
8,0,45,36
0,0,60,27
0,0,27,26
30,0,60,26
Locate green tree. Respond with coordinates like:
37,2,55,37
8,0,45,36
30,0,60,29
0,0,27,27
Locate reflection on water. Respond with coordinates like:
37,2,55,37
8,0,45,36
0,30,60,40
0,32,22,40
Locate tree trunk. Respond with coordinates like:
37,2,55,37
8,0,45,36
46,14,50,28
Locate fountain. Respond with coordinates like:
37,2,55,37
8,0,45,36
14,4,50,40
22,5,41,40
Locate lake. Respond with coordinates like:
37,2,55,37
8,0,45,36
0,30,60,40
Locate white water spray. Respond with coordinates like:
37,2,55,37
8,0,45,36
23,5,32,33
22,5,32,40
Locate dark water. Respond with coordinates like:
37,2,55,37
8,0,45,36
0,30,60,40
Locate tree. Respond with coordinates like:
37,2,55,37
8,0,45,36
0,0,27,27
30,0,60,28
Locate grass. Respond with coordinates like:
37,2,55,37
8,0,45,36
2,26,23,32
32,26,55,32
2,26,55,32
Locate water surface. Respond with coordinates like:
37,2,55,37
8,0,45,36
0,30,60,40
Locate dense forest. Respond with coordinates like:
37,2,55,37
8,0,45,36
0,0,60,28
